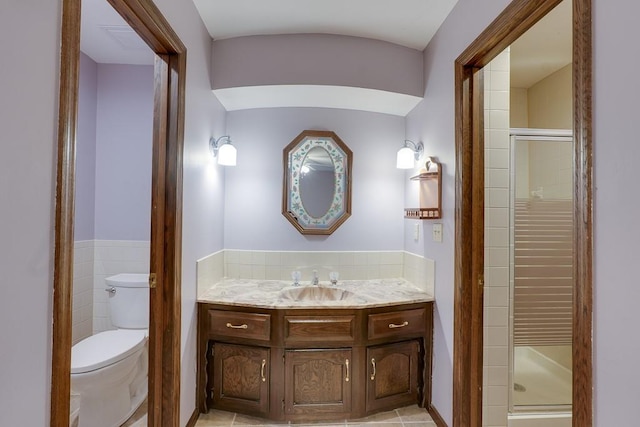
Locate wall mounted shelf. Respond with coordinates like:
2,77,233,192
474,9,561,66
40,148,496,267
404,157,442,220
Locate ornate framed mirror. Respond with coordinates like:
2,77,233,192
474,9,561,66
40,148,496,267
282,130,352,235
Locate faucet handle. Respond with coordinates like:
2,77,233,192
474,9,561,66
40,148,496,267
291,270,301,286
329,271,339,286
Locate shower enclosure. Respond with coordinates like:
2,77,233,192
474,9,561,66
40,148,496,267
508,129,573,425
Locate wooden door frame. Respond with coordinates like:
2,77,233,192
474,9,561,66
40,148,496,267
453,0,592,426
51,0,186,425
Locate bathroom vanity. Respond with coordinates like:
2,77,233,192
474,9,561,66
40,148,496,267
197,279,433,422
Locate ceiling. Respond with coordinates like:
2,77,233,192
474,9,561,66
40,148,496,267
191,0,459,51
510,0,572,88
80,0,154,65
80,0,571,113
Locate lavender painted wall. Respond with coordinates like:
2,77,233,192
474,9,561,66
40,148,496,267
75,52,98,241
404,0,512,423
224,108,405,251
212,34,424,97
593,2,640,425
94,64,153,241
0,1,60,424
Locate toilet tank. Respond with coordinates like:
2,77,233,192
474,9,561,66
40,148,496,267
105,273,149,329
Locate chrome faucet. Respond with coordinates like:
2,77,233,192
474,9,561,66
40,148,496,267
312,270,319,286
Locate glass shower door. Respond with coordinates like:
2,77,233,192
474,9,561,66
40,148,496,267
509,130,573,412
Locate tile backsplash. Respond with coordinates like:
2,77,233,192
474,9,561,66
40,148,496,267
197,250,434,298
72,241,94,345
73,240,150,340
74,243,434,339
91,240,150,334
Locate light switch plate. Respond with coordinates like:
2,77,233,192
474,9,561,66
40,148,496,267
432,223,443,242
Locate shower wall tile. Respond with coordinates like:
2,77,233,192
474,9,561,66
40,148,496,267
483,48,511,427
488,188,509,208
489,110,510,130
487,148,510,169
490,91,510,111
485,406,508,427
490,70,510,90
487,169,510,189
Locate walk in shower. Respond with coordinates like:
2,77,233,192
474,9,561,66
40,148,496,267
508,129,573,427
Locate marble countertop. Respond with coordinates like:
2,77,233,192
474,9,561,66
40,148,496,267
197,278,434,309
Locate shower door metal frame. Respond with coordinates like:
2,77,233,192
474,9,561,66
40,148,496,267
508,128,573,414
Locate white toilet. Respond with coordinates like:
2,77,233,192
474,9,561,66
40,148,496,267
71,273,149,427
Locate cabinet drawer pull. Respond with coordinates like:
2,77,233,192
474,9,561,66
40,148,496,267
370,358,376,381
345,359,350,382
260,359,266,382
388,321,409,329
226,322,248,329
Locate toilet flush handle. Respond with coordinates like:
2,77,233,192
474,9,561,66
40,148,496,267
104,286,116,295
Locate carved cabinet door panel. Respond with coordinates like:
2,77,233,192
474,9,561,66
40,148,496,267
213,343,270,417
284,349,352,416
366,340,420,413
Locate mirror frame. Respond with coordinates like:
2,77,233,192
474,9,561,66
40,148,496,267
282,130,353,235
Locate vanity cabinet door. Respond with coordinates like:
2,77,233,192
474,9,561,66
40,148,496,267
366,340,420,413
212,343,270,417
284,349,352,417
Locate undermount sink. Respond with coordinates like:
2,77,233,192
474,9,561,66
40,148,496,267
280,286,356,302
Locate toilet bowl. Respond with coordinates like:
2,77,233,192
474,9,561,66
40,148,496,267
70,273,149,427
71,330,148,427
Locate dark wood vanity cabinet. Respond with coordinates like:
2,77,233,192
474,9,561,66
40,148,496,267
366,340,420,413
284,348,352,417
197,301,433,421
211,343,270,417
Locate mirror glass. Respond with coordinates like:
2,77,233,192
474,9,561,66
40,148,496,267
282,130,352,235
300,146,335,218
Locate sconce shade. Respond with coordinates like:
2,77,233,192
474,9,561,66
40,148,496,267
210,135,237,166
396,140,423,169
217,143,237,166
397,146,416,169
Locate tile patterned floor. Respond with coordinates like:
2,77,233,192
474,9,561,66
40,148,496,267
195,405,436,427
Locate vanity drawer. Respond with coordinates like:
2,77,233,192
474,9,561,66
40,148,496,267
209,310,271,341
367,308,426,340
284,315,355,343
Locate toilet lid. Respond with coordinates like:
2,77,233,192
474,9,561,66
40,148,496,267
71,329,147,374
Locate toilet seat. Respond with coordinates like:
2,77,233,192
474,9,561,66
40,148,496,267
71,329,147,374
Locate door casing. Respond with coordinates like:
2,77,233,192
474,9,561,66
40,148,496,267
51,0,186,425
453,0,593,426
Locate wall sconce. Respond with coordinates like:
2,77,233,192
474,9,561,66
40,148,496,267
396,140,424,169
210,135,237,166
